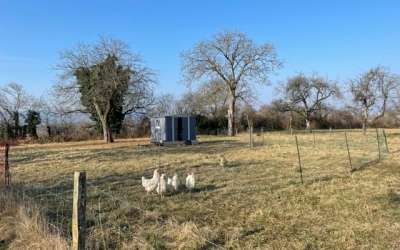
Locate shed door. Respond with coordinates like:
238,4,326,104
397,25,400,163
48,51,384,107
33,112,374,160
177,117,183,141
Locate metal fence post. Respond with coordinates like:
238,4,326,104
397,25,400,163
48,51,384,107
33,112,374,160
344,132,353,171
375,128,381,161
261,127,265,146
312,130,316,147
295,135,304,184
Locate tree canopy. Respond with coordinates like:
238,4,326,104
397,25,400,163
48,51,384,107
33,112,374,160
181,31,281,136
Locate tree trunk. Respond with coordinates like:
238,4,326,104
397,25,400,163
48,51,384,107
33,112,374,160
227,96,236,136
362,108,368,135
94,100,113,143
101,119,114,143
305,118,311,130
13,111,19,138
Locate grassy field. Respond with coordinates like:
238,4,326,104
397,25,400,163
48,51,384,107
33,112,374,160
3,129,400,249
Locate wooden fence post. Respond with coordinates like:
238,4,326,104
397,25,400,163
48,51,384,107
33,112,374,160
375,128,381,161
248,125,254,148
0,146,4,188
295,135,304,184
4,144,10,187
72,172,86,250
344,132,353,171
382,129,389,153
252,126,254,148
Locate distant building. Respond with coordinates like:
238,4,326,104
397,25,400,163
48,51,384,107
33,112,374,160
150,115,196,144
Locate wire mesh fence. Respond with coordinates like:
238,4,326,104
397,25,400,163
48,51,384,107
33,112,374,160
1,128,398,248
238,128,392,185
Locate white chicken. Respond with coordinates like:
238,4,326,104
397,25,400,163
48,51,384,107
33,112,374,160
167,176,174,192
172,173,180,191
157,174,167,196
219,155,227,168
141,169,160,194
167,176,173,186
185,172,195,191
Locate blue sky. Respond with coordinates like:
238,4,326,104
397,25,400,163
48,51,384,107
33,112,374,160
0,0,399,105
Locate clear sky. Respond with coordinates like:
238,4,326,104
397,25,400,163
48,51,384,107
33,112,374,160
0,0,399,105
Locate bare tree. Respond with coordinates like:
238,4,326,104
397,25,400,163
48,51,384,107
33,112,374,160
177,80,228,118
349,66,399,134
56,37,155,143
151,94,177,117
280,74,340,130
181,31,281,136
0,82,32,138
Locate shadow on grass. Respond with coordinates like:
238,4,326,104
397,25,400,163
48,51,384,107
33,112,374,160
389,190,400,206
350,159,380,173
305,174,349,186
166,184,226,197
188,184,225,193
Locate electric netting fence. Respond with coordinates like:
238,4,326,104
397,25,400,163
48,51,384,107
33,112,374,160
241,128,392,185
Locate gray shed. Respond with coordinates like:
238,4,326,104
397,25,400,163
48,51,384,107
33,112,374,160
150,115,196,144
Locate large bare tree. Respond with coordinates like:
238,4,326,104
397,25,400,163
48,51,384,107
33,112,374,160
280,74,340,130
349,66,399,134
181,31,281,136
56,37,155,143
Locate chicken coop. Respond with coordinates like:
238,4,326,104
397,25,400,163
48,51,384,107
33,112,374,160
150,115,197,144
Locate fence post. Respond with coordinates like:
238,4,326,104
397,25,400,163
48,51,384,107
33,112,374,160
261,127,265,146
312,130,316,147
382,129,389,153
344,132,353,171
249,125,254,148
375,128,381,161
4,144,10,187
295,135,304,184
252,126,255,148
72,172,86,250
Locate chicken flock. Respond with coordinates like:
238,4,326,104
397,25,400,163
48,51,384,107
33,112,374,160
141,169,195,197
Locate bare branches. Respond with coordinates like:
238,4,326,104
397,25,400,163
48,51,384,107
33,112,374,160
0,82,33,123
349,67,400,131
280,73,340,129
182,31,281,90
181,31,281,136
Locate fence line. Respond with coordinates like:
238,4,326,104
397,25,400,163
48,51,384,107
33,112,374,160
1,128,395,248
237,128,392,184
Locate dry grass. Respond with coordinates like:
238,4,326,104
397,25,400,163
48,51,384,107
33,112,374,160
0,190,68,250
4,129,400,249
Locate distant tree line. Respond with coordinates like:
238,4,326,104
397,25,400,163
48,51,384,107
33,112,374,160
1,32,400,142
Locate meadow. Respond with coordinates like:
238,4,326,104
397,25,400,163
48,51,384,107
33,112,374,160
2,129,400,249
